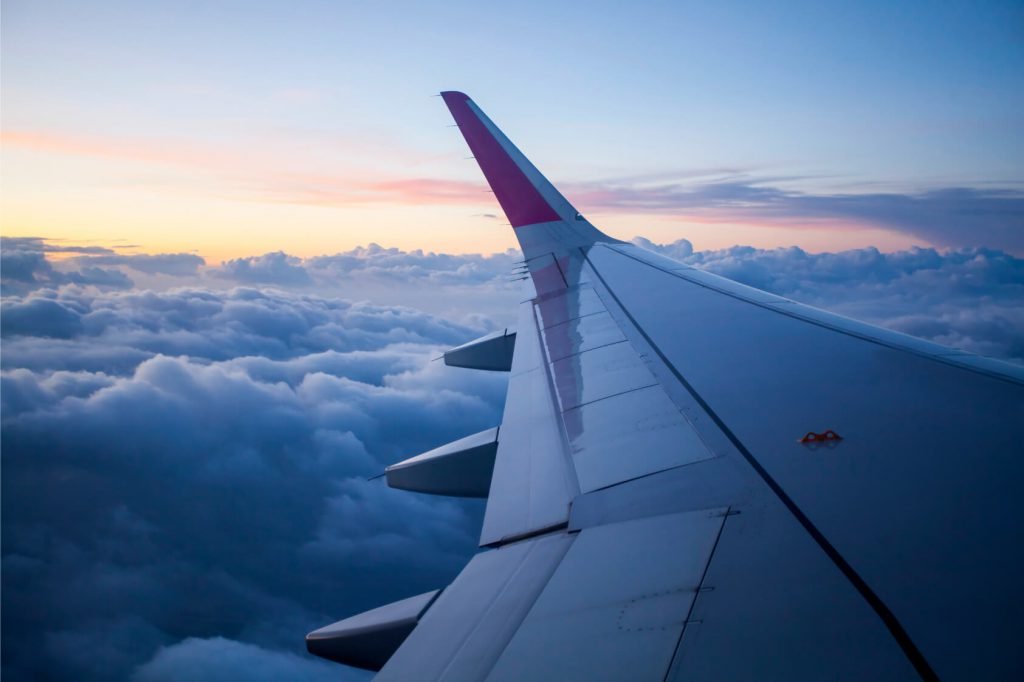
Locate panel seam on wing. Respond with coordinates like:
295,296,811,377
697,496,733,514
584,246,941,682
662,507,732,681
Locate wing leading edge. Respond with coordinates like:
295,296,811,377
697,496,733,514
306,93,1024,681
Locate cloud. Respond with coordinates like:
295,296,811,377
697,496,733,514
70,253,206,276
0,238,206,297
0,285,493,363
214,252,314,286
64,266,136,289
1,341,496,680
132,637,355,682
1,297,86,338
584,181,1024,252
1,239,522,330
10,127,1020,250
3,239,1022,681
203,245,522,327
1,247,53,283
0,338,154,375
207,243,520,289
1,236,118,255
1,276,506,681
1,238,135,295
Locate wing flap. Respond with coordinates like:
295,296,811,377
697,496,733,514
375,533,574,681
443,329,516,371
485,509,726,681
385,427,498,498
667,503,919,681
479,299,578,545
565,384,717,493
306,590,440,670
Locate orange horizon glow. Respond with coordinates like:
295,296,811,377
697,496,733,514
1,126,938,262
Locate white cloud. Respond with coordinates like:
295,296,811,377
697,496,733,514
133,637,358,682
1,280,502,681
3,237,1022,680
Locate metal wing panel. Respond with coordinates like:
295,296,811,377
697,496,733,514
604,242,1024,381
540,310,626,363
479,298,579,545
484,509,727,682
374,533,575,682
549,340,657,412
564,384,717,492
483,273,724,544
586,242,1024,679
534,285,606,328
667,500,919,682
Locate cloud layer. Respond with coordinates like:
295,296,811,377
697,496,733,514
577,180,1024,252
2,238,1022,680
2,281,508,681
1,237,205,296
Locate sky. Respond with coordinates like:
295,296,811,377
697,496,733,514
3,2,1024,680
2,0,1023,259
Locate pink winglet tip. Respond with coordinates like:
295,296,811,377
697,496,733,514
439,91,561,228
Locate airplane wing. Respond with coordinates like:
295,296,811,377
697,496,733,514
307,92,1024,680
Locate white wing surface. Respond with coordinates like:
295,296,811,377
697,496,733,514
307,92,1024,681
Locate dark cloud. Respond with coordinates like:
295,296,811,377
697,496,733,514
70,253,206,276
2,236,118,255
1,286,482,368
1,248,52,283
1,238,204,296
0,244,134,295
304,243,516,285
0,337,154,375
0,340,496,677
203,244,523,328
207,243,520,290
63,266,135,289
3,239,1022,681
1,297,85,338
1,276,506,681
132,637,353,682
214,252,313,286
577,182,1024,252
3,239,523,328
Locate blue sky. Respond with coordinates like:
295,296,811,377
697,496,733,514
3,0,1022,256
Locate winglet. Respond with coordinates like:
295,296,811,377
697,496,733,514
440,92,615,265
440,91,571,228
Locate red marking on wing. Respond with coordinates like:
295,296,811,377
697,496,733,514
799,430,843,444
